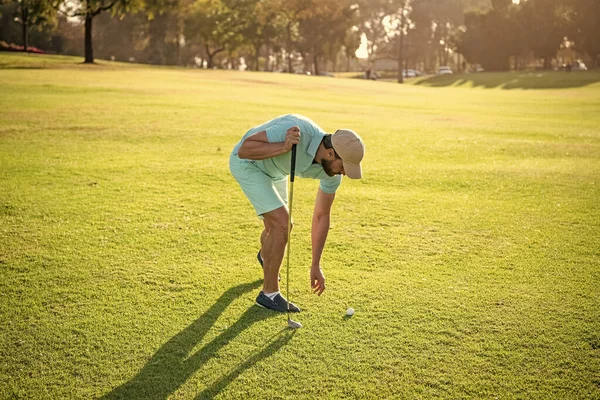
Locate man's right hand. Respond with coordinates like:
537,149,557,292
310,266,326,296
284,126,301,151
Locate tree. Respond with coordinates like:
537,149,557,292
272,0,313,73
342,26,361,71
505,3,528,70
61,0,136,63
231,0,284,71
387,0,413,83
298,0,358,75
401,0,436,73
184,0,241,68
91,6,146,62
356,0,394,67
145,0,170,65
456,0,528,71
386,0,471,75
428,0,464,68
141,0,191,65
520,0,566,69
7,0,56,52
455,8,513,71
566,0,600,68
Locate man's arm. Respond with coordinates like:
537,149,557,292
311,188,336,296
237,127,300,160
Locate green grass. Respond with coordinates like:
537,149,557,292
413,70,600,89
337,69,600,89
1,52,599,399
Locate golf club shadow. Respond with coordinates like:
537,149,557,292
101,279,284,400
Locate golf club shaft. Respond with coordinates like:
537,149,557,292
287,144,297,316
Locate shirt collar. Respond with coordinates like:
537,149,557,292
307,132,324,158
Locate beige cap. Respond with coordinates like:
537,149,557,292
331,129,365,179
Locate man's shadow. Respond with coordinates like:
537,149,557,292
102,280,293,399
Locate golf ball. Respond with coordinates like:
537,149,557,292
346,307,355,316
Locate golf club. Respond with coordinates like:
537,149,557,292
287,144,302,329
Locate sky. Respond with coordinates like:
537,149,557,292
355,34,369,59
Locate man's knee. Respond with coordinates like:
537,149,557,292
271,222,289,242
263,208,291,240
269,216,289,240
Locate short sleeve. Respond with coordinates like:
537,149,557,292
265,117,293,143
319,174,342,194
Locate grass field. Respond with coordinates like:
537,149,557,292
1,52,599,399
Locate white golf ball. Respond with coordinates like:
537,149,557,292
346,307,355,316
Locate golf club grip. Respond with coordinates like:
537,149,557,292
290,144,297,182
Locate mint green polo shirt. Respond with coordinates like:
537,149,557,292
232,114,342,194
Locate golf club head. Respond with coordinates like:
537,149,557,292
287,318,303,329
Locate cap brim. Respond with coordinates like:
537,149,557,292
343,160,362,179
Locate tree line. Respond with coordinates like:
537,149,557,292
0,0,597,79
456,0,599,71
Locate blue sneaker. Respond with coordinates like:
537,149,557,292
258,250,280,281
255,291,301,313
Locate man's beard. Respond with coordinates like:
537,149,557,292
321,159,336,177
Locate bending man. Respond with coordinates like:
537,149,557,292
230,114,365,312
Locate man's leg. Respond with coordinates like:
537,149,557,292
258,177,288,271
260,206,289,293
259,229,268,262
256,208,300,313
230,156,299,311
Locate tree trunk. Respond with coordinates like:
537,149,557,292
265,43,271,72
206,46,224,69
304,53,310,73
313,54,319,76
443,45,448,66
206,44,214,68
20,7,29,52
286,23,294,73
397,30,405,83
254,43,261,71
175,36,181,66
84,13,94,63
148,15,166,65
22,21,28,52
277,51,283,71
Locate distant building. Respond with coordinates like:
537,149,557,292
373,58,397,71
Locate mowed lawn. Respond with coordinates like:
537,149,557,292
1,53,599,399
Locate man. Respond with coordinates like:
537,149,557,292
229,114,365,312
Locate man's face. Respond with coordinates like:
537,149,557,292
322,157,345,177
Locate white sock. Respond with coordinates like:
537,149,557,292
264,291,280,300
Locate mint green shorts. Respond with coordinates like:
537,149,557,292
230,154,288,216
